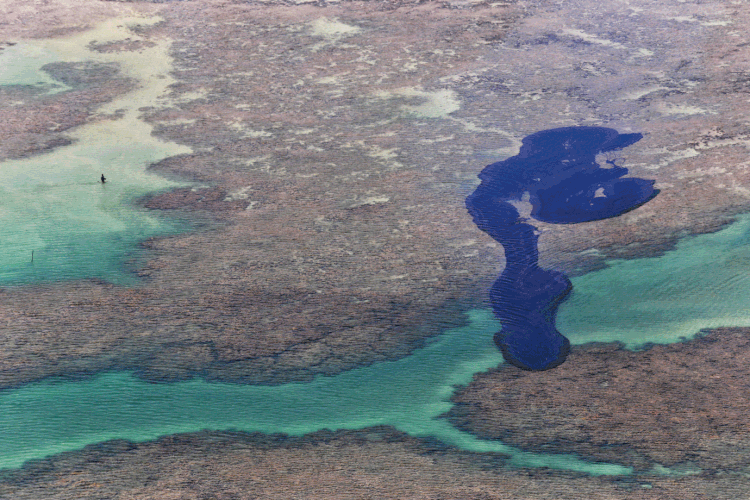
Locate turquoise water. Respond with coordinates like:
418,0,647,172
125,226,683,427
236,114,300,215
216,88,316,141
0,148,187,286
0,21,192,286
0,309,629,476
5,212,750,476
559,213,750,347
0,43,68,91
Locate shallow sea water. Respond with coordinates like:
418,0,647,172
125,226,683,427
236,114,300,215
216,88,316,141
5,213,750,476
559,213,750,347
0,309,629,476
0,17,191,286
3,15,750,480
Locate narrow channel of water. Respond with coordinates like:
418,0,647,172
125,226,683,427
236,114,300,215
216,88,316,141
0,309,630,476
5,212,750,476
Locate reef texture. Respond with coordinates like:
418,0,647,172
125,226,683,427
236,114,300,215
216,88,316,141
449,327,750,474
1,428,749,500
2,0,750,389
2,0,750,496
466,127,656,370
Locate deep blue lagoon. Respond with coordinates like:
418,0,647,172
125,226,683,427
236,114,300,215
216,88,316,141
466,126,658,370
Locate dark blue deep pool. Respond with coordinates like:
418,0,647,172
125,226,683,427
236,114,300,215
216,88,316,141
466,126,658,370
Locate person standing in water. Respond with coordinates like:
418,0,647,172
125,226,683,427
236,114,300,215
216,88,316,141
101,174,106,184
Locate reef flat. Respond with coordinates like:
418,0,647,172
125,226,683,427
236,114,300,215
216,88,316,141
2,0,750,389
449,327,750,474
1,428,749,500
3,0,750,496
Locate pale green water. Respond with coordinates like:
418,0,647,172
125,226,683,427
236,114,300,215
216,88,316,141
5,212,750,476
0,309,629,475
0,138,188,286
0,18,192,286
558,213,750,347
0,43,68,91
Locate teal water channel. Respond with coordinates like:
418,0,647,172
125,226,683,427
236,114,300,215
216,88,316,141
559,213,750,347
5,212,750,476
0,309,629,475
